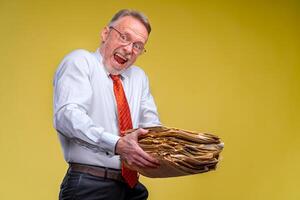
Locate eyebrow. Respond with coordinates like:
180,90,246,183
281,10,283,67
125,27,148,42
123,32,145,44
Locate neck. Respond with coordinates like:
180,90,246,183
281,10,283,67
99,46,122,75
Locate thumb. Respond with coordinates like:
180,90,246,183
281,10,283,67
135,128,149,137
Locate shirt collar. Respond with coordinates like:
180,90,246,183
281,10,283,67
94,48,129,80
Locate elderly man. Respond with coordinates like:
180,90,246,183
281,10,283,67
53,9,160,200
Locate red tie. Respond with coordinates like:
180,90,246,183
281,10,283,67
110,74,138,188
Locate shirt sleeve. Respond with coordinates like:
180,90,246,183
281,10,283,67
138,72,161,128
53,51,120,156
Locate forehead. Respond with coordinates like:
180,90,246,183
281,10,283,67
113,16,148,42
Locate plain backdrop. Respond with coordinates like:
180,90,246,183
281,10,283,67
0,0,299,199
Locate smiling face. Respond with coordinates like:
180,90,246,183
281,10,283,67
100,16,149,75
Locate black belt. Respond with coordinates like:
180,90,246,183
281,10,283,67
69,163,124,182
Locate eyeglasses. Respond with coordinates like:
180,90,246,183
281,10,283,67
109,26,146,54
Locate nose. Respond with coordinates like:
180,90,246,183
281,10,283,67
122,42,134,54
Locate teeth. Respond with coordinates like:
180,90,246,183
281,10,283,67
115,53,127,61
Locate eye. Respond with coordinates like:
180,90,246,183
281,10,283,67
133,42,144,50
120,34,129,42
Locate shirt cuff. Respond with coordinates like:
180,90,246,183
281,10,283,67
99,131,120,156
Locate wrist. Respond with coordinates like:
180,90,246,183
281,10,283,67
115,137,121,155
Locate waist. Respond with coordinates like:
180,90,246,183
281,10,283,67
69,163,124,182
58,137,122,169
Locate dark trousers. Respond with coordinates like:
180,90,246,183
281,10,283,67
59,170,148,200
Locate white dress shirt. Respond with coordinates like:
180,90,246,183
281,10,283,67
53,49,160,169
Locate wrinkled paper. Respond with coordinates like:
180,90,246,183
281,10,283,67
125,126,224,178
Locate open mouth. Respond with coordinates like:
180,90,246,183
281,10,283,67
114,53,128,65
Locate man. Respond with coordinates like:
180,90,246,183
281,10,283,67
53,9,160,200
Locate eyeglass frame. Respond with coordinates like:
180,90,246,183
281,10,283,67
109,26,147,54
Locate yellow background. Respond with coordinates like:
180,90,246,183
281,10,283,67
0,0,299,199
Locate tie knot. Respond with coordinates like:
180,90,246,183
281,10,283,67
110,74,121,82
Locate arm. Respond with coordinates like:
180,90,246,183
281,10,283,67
138,73,161,127
115,71,161,169
53,51,119,156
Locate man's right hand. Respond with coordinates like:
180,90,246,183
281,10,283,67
115,128,160,170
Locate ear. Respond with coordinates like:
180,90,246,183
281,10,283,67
101,26,110,43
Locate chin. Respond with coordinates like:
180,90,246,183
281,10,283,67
109,58,133,73
108,64,126,74
114,62,132,71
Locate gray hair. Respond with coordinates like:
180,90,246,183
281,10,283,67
108,9,151,34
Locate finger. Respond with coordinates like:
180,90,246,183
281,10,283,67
126,152,148,168
130,128,148,141
134,159,147,169
136,155,159,168
136,146,160,166
135,128,148,136
124,149,158,169
123,152,149,168
125,159,146,169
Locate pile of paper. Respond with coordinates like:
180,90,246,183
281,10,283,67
128,126,224,178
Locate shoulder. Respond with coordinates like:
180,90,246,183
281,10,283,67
125,66,150,89
58,49,97,72
127,65,147,79
62,49,95,64
55,49,95,81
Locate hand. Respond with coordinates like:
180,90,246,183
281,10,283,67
115,128,160,170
